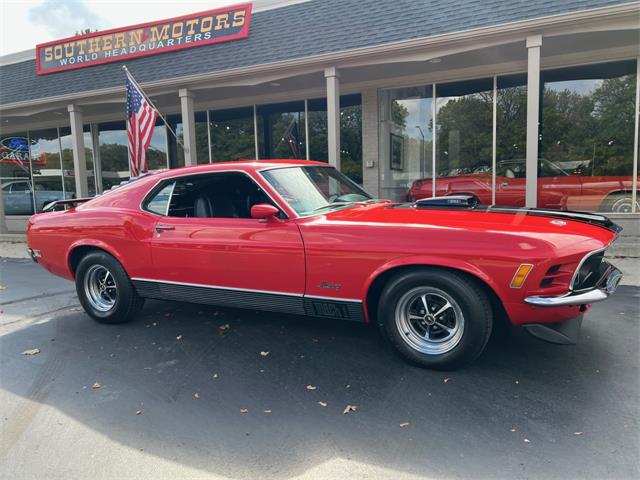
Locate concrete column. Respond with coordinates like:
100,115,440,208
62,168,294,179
179,88,197,166
0,173,8,233
361,88,380,196
325,67,341,170
67,104,89,198
525,35,542,208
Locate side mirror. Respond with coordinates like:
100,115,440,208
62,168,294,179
251,203,279,221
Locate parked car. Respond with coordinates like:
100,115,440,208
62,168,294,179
27,160,622,370
2,180,73,215
408,159,635,213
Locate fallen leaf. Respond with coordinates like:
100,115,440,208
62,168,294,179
92,382,101,389
574,431,584,436
318,401,327,407
443,378,452,384
399,422,409,428
260,351,269,357
510,428,517,432
306,385,317,390
523,438,530,443
152,322,157,326
240,408,249,413
213,373,219,379
194,392,199,399
135,410,142,415
176,335,183,340
263,410,272,413
343,404,357,414
21,348,40,356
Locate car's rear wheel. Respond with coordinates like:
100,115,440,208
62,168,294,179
600,193,638,213
378,269,492,370
75,251,144,324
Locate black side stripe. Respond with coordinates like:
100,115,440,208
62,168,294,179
132,279,365,322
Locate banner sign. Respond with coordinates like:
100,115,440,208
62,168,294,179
36,3,252,75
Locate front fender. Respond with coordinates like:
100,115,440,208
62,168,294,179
361,255,505,320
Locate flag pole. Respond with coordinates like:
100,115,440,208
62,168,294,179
122,65,183,149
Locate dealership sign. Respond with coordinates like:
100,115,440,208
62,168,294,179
36,3,252,75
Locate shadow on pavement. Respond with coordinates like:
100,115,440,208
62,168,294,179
1,287,638,479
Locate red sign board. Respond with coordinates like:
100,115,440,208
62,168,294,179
36,3,252,75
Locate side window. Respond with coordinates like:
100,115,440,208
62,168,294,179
154,172,281,219
145,182,175,215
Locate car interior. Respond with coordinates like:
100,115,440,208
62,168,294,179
158,172,281,219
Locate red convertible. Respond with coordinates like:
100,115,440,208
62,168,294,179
408,159,636,213
27,160,623,370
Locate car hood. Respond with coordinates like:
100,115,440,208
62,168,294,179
318,202,619,252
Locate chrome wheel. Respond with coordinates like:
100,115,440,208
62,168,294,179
84,265,117,312
395,286,465,355
610,196,639,214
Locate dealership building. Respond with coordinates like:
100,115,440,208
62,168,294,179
0,0,639,234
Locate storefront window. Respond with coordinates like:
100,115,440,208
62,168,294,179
539,60,637,212
257,101,306,160
495,74,527,207
60,126,97,197
99,120,167,189
308,94,362,184
210,107,255,161
98,122,130,190
378,87,433,200
0,131,35,215
29,128,66,213
435,79,493,202
167,112,209,167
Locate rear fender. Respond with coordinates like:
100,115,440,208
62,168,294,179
67,239,126,279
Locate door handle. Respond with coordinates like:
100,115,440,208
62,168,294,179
155,225,175,232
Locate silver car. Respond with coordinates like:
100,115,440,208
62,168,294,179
2,180,73,215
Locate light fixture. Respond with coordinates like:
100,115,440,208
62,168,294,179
510,264,534,288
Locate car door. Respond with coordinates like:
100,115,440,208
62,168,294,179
143,171,306,313
5,182,34,215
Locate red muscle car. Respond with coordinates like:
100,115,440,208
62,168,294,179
408,159,635,213
27,160,623,370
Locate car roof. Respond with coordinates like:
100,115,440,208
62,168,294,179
150,158,330,181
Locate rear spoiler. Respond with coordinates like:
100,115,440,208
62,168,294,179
42,197,92,213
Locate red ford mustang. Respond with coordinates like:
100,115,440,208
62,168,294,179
27,160,623,370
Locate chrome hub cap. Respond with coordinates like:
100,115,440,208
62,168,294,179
395,287,465,355
84,265,117,312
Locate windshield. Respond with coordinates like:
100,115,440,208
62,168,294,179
261,166,373,216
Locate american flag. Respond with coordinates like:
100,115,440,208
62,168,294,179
126,74,157,177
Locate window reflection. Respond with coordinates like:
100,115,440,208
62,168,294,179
379,86,433,201
540,61,637,212
29,128,69,213
210,107,255,161
257,101,305,160
0,131,35,215
60,126,97,197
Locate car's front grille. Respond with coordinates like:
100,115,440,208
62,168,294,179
571,250,608,292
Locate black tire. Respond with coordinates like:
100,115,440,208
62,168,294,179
75,251,144,324
377,269,492,370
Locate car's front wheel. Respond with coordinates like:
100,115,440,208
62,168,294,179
75,251,144,324
378,269,493,370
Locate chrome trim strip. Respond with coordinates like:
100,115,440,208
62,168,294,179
131,278,364,304
305,294,363,303
526,266,622,307
132,277,303,297
525,289,609,307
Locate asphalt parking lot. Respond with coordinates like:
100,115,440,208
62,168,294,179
1,258,638,480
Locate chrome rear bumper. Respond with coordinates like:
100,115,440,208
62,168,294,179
524,263,622,307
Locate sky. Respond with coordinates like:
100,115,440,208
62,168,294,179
0,0,240,56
